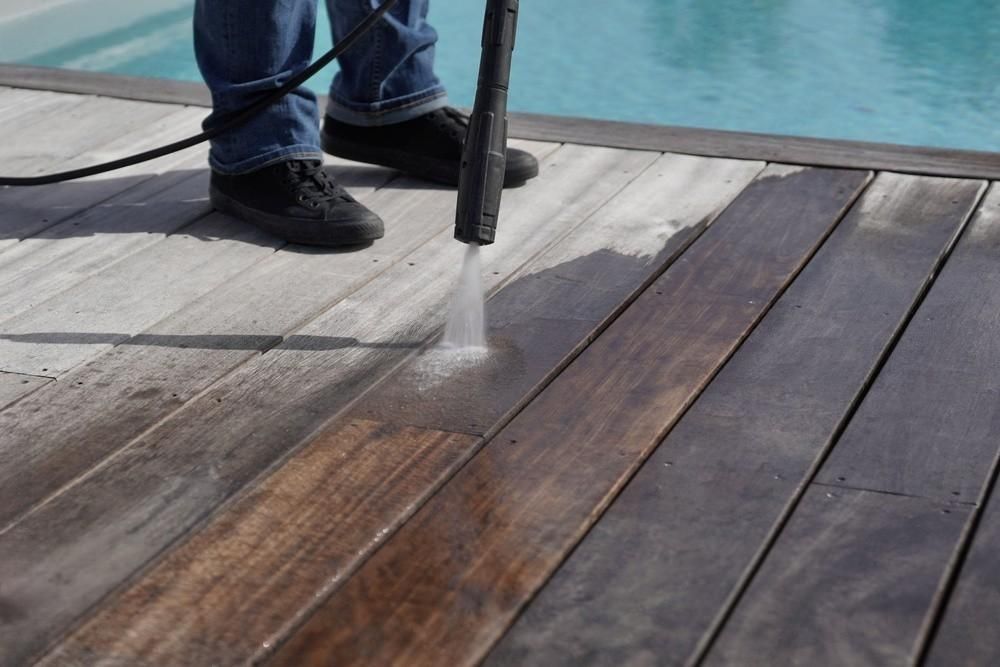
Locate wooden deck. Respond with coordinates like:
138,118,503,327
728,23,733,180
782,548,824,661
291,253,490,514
2,83,1000,667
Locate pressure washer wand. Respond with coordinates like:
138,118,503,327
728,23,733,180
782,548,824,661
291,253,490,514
453,0,519,246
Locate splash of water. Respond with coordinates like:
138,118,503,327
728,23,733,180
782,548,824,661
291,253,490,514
442,244,487,351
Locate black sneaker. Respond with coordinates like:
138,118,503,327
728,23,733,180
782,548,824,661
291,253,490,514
209,159,384,247
321,107,539,187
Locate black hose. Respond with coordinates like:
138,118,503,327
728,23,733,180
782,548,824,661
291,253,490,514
0,0,399,186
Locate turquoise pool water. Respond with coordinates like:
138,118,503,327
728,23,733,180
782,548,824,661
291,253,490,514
9,0,1000,152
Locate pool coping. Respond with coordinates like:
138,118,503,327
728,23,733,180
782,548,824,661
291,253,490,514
2,63,999,180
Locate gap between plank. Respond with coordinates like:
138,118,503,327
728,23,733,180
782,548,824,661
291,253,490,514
687,176,990,667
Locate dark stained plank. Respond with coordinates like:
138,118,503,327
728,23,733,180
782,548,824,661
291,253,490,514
0,143,656,667
37,154,763,667
702,487,969,666
267,166,872,667
38,420,478,667
484,173,986,667
818,184,1000,501
925,473,1000,665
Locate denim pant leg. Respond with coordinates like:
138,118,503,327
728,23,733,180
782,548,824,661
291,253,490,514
194,0,324,174
326,0,448,126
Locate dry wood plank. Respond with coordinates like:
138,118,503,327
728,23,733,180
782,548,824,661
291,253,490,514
0,87,80,126
0,142,551,532
39,154,765,666
0,149,400,323
0,105,208,253
703,487,970,666
483,173,986,666
0,95,179,178
0,212,279,377
818,184,1000,501
0,370,49,409
265,165,871,667
0,160,210,320
0,142,652,666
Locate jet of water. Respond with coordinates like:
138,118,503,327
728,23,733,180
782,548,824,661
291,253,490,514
442,244,487,350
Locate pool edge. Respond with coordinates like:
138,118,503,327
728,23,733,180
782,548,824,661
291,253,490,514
2,63,999,180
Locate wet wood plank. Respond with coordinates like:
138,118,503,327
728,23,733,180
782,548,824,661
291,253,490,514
0,140,555,532
0,370,49,410
267,165,870,667
703,487,970,666
484,173,985,666
0,143,654,666
39,154,764,666
818,184,1000,501
0,105,208,253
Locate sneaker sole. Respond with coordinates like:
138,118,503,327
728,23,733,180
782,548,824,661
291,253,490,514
321,131,539,187
210,186,384,248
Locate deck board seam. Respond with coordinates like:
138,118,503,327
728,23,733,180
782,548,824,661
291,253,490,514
687,177,990,667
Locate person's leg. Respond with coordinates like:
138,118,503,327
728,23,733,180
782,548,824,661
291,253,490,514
320,0,538,186
325,0,447,126
193,0,384,247
194,0,324,174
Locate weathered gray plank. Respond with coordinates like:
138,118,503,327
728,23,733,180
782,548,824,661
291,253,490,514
0,149,399,322
0,87,80,126
0,139,555,533
37,153,765,667
0,66,213,108
0,105,208,252
703,487,969,667
0,95,179,178
0,370,49,410
0,213,280,377
0,162,209,320
485,173,985,667
818,184,1000,501
0,142,656,666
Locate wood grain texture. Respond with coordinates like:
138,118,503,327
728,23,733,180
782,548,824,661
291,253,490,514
484,173,984,667
0,370,49,410
818,184,1000,501
0,104,208,252
0,213,279,377
39,154,763,666
0,141,553,532
0,143,651,666
0,95,179,178
925,473,1000,665
703,487,970,667
267,165,869,667
0,162,210,321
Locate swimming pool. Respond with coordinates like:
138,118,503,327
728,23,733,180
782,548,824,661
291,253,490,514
3,0,999,152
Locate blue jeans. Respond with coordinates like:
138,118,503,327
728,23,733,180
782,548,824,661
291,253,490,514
194,0,448,174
